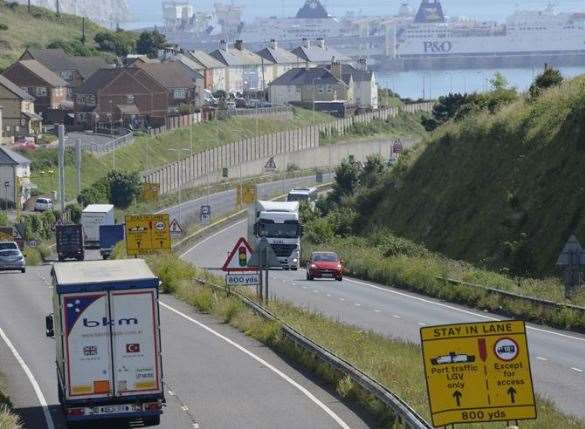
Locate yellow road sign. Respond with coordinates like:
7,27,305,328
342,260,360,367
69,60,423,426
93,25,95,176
420,321,536,427
237,183,257,206
142,183,160,203
125,214,171,256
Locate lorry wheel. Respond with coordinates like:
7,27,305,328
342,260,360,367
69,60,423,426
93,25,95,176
144,415,161,426
102,255,108,260
21,268,26,274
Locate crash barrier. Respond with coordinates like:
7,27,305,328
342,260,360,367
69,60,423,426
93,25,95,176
144,103,432,195
217,106,294,121
88,130,135,155
190,274,432,429
438,277,585,332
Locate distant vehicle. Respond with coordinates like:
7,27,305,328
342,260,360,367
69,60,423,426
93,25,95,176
55,224,84,262
46,259,165,426
99,224,125,260
226,101,237,111
0,248,25,273
247,200,302,270
431,353,476,365
306,251,343,281
287,187,318,208
235,97,248,108
81,204,115,248
0,241,19,251
34,197,53,212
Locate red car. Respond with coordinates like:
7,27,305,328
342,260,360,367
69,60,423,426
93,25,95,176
306,251,343,281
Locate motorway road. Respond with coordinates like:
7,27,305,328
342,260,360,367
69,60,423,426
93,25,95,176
182,219,585,421
161,173,333,229
0,262,369,429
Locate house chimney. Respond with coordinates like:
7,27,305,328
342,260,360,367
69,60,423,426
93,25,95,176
331,60,342,81
270,39,278,50
234,40,244,50
303,38,311,49
358,58,368,71
219,39,227,51
317,38,326,49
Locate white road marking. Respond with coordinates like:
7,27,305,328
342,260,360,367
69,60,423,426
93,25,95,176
0,326,55,429
327,294,332,298
160,302,351,429
571,367,583,373
393,315,401,319
374,309,381,313
339,298,345,302
417,322,426,326
344,278,585,342
180,219,247,258
354,303,361,307
313,290,319,294
536,357,548,362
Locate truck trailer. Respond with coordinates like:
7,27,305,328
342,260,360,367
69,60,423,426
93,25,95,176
81,204,115,248
247,200,302,270
46,259,165,427
55,224,84,262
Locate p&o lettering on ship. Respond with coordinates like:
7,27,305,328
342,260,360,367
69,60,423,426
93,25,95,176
423,41,453,53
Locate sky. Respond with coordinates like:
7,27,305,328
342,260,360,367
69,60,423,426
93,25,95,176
124,0,585,24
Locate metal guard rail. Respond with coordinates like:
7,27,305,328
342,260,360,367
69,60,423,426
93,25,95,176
195,277,432,429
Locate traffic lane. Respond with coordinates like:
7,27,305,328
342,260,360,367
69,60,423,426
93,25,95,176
0,266,198,429
159,294,369,429
182,220,585,419
161,173,334,227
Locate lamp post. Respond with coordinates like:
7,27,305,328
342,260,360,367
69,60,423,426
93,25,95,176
168,148,191,227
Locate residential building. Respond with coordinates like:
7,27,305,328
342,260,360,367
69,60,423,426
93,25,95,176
326,60,378,109
186,50,226,91
74,68,168,130
2,60,69,116
268,67,352,106
209,40,273,93
0,75,42,139
291,38,350,66
19,48,111,91
256,40,303,85
0,145,32,209
136,61,204,114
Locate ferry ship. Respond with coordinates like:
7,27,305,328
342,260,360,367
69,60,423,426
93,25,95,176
396,0,585,58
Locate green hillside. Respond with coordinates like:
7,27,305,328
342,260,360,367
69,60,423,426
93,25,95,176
0,1,106,70
360,75,585,277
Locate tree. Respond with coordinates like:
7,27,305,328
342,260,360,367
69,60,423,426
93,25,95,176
107,171,141,209
95,30,136,57
422,93,472,131
47,39,97,56
529,67,563,99
136,30,168,58
359,154,386,188
489,72,509,91
329,157,362,207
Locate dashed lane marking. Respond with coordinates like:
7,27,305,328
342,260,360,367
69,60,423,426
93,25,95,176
393,315,401,319
160,302,352,429
536,357,548,362
571,367,583,373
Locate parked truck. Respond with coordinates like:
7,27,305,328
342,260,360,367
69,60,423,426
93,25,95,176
81,204,115,248
247,201,302,270
56,224,84,262
99,224,125,260
46,259,165,427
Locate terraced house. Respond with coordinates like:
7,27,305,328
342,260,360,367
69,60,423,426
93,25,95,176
0,75,42,140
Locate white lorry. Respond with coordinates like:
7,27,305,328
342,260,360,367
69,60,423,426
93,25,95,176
247,200,302,270
46,259,165,427
81,204,115,248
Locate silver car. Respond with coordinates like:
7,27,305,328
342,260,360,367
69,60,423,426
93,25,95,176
0,248,26,273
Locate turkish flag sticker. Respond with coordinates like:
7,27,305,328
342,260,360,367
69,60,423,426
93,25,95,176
126,343,140,353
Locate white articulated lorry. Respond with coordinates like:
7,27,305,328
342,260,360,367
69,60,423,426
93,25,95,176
46,259,164,427
247,200,302,270
80,204,115,248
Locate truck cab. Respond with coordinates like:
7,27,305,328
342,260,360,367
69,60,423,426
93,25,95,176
248,201,302,270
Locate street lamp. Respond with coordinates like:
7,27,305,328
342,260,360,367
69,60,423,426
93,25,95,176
168,148,191,227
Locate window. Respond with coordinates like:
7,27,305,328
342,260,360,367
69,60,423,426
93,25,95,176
126,94,135,104
174,89,187,99
35,87,47,97
60,71,73,81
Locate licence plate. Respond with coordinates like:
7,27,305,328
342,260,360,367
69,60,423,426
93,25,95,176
321,272,333,278
92,404,135,415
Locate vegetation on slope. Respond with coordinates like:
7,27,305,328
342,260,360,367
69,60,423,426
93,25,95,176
354,73,585,278
0,1,107,70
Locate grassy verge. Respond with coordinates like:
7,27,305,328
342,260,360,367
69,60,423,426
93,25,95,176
302,232,585,332
320,111,428,145
141,253,585,429
28,109,334,200
0,374,22,429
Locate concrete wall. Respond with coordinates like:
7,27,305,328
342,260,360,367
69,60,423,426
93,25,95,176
144,103,433,195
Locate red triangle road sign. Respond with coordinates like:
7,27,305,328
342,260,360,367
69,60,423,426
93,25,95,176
223,237,256,272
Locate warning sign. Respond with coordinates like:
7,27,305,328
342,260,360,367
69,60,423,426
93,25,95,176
222,237,256,272
169,218,183,235
420,320,536,427
125,214,171,256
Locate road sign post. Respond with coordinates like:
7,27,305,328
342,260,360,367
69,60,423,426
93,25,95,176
556,234,585,298
420,320,536,428
200,205,211,225
248,238,280,303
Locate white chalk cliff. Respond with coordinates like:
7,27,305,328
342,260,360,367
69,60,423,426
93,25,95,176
15,0,131,27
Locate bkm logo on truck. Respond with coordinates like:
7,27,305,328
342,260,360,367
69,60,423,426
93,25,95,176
83,317,139,327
